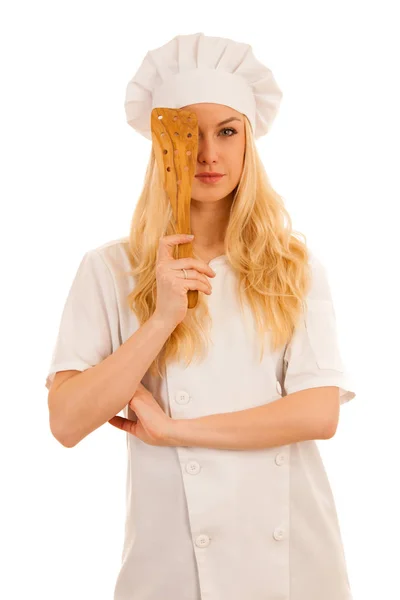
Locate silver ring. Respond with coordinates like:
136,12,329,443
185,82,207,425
182,268,188,279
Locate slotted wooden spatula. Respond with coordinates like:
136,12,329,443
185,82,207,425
151,107,199,308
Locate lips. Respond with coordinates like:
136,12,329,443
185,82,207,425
196,174,224,184
195,173,224,177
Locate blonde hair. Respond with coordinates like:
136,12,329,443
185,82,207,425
121,115,311,379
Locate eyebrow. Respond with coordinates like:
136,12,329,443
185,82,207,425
196,116,243,132
217,117,242,127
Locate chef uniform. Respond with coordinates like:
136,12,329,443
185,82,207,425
45,33,357,600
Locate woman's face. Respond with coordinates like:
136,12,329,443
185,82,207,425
181,103,246,202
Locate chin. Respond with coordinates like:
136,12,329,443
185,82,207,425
192,183,233,198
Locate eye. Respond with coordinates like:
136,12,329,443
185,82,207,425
219,127,237,137
197,127,238,140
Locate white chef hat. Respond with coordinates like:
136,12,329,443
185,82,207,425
124,32,283,141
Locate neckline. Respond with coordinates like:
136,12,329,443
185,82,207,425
207,254,227,267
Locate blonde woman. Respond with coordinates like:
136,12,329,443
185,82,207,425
45,33,356,600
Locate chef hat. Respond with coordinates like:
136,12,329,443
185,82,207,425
124,32,283,141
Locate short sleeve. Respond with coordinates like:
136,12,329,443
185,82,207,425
45,249,119,391
282,254,356,405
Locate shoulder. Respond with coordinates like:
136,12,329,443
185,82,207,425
79,236,134,297
85,236,132,276
305,247,332,302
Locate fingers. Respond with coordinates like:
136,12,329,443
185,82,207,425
108,416,136,434
157,233,194,262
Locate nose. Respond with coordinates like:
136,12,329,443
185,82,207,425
197,135,219,166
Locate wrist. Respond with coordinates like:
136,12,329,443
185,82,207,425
150,312,177,333
165,418,188,447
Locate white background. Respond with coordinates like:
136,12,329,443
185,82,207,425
1,1,399,598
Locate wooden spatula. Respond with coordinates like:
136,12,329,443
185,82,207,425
151,107,199,308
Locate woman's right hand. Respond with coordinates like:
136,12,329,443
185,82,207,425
153,234,216,329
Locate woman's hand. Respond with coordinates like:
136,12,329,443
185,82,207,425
108,382,175,446
153,233,215,328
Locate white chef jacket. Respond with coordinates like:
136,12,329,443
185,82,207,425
45,237,356,600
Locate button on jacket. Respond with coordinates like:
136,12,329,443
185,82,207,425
45,238,356,600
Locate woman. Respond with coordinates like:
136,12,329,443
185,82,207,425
46,33,356,600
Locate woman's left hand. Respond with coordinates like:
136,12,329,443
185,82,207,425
108,382,175,446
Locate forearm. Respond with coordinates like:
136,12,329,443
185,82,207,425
168,388,334,450
50,313,176,447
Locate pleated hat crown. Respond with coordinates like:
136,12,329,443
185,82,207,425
124,32,283,141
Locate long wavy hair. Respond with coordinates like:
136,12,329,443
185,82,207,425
119,114,311,379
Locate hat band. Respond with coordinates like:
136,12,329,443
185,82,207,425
152,68,256,135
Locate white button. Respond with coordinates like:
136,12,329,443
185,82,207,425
273,527,285,541
175,390,190,405
186,460,201,475
276,380,282,394
275,452,286,466
195,534,210,547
